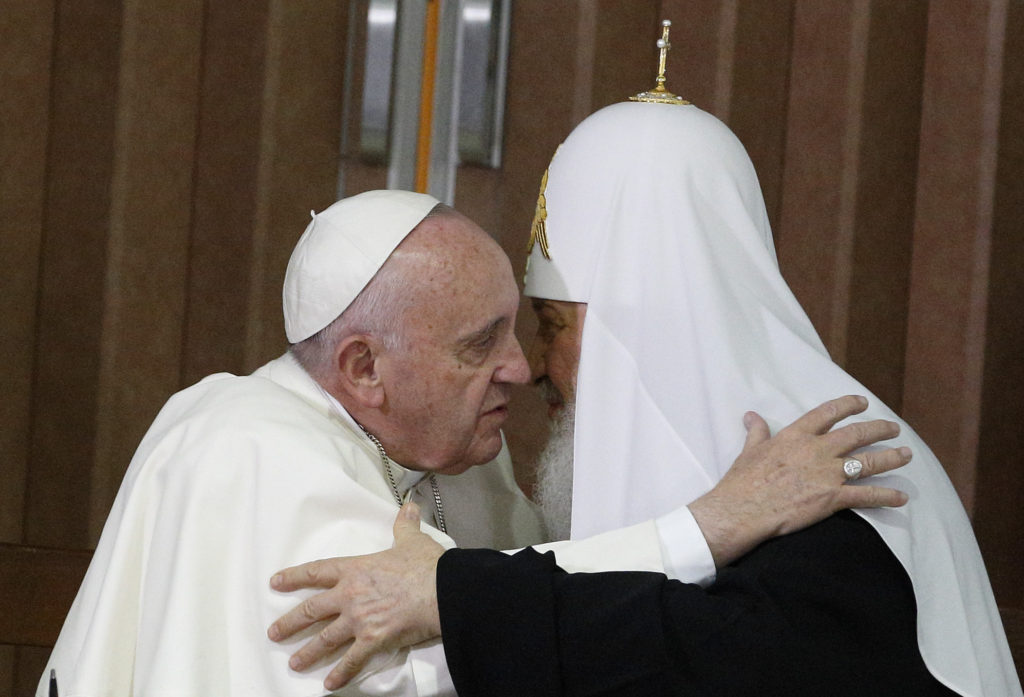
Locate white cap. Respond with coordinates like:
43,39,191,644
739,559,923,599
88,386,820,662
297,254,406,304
283,190,440,343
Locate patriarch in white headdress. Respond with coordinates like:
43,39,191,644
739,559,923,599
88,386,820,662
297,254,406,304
523,88,1019,697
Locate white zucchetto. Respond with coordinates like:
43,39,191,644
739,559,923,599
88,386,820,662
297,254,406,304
283,189,440,343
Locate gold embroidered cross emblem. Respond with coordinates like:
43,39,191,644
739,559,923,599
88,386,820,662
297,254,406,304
527,167,552,259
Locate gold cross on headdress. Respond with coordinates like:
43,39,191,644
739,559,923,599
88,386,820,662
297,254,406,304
629,20,690,105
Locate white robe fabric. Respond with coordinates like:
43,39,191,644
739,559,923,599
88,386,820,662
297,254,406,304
38,353,666,697
523,101,1021,697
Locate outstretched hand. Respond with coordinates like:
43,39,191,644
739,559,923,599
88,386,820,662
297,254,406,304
267,503,445,691
688,395,911,568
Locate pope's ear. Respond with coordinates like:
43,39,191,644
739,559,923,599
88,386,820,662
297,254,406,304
334,334,385,408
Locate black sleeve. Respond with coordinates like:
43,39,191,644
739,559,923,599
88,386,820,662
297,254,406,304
437,511,956,697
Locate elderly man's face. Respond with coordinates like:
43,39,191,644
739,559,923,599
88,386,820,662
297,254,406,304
528,297,586,539
528,298,586,417
379,214,530,474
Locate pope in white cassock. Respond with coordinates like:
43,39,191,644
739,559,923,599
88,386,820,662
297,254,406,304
40,186,901,696
37,192,686,696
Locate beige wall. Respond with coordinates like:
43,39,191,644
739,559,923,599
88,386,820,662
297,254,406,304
2,0,1021,691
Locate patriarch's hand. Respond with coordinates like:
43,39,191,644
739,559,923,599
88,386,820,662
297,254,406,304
267,503,444,691
689,395,911,568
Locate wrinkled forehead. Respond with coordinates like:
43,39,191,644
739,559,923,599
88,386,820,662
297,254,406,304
403,211,512,282
400,217,520,336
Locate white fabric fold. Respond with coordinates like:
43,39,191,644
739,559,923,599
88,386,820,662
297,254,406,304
37,353,540,697
654,505,717,586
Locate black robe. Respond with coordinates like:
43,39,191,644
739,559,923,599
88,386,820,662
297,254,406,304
437,510,957,697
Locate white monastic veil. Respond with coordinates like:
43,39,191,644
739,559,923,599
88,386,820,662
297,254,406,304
523,101,1020,697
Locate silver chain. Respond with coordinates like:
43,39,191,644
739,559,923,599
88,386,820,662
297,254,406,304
362,428,447,535
429,473,447,534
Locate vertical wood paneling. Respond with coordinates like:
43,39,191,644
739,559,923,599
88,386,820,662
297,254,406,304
777,1,868,360
663,0,737,114
23,0,123,549
500,0,587,255
245,0,345,370
845,1,928,410
0,0,55,544
1,4,59,693
570,3,597,126
182,2,270,385
2,3,1023,689
591,1,658,110
903,0,1008,512
88,0,205,539
974,0,1024,611
11,647,48,697
0,650,11,697
728,0,794,231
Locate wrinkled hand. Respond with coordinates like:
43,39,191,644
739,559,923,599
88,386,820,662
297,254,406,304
689,395,911,568
267,503,444,691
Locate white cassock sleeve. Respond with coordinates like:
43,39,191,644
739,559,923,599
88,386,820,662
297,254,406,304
654,505,717,586
348,519,691,696
522,509,715,585
367,512,708,696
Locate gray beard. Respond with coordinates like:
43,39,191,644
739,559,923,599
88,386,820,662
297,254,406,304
534,403,575,541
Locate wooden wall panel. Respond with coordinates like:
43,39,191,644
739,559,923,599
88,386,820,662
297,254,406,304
23,0,123,550
3,2,1023,692
499,1,586,257
10,650,47,697
728,0,794,231
88,0,205,538
664,0,736,114
0,0,55,544
0,652,11,697
244,0,346,372
0,0,49,655
777,1,869,361
182,2,271,385
772,1,929,412
903,0,1007,512
0,544,91,647
591,1,659,110
974,0,1024,612
845,1,928,411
